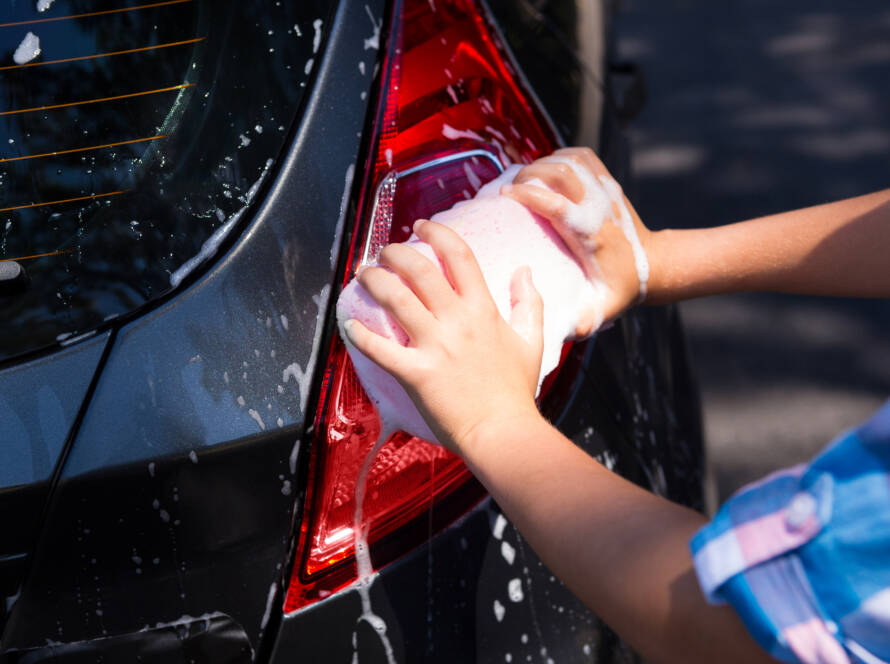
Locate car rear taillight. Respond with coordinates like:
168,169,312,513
284,0,560,612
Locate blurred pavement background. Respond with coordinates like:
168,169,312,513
614,0,890,504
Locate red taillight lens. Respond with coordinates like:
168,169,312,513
284,0,559,613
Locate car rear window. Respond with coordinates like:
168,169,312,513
0,0,333,362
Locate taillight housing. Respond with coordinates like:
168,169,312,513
284,0,563,612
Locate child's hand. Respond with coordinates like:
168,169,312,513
343,220,545,454
502,147,652,335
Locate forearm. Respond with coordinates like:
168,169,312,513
646,188,890,304
461,416,775,664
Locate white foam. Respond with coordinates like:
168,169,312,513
493,599,506,622
337,162,641,661
169,210,242,287
13,32,41,64
36,0,55,12
507,578,524,602
260,583,276,630
312,18,323,53
247,408,266,431
282,284,330,413
538,156,612,236
441,123,485,143
351,430,398,664
363,5,381,50
289,440,300,474
537,156,649,300
492,514,508,540
463,161,482,191
600,176,649,299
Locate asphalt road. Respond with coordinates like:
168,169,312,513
613,1,890,505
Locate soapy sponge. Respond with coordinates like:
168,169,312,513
336,165,608,444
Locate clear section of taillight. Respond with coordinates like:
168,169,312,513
284,0,558,613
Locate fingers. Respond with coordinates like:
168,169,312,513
501,183,597,275
512,162,585,203
501,183,569,223
342,318,413,377
552,146,608,178
377,242,457,315
509,266,544,357
573,307,602,339
357,266,434,342
413,220,489,301
551,147,630,218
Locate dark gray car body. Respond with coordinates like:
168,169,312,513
0,0,703,661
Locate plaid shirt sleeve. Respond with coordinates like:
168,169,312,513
690,400,890,664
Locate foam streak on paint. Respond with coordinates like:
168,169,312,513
248,408,266,431
169,211,241,287
363,5,381,51
281,284,331,413
289,440,300,475
170,157,274,287
13,32,40,64
282,284,330,413
312,19,324,53
352,427,397,664
260,583,276,630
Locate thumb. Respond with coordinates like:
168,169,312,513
509,266,544,356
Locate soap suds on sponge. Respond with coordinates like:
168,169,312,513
337,162,646,444
337,155,646,660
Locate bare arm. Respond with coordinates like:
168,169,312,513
462,415,774,664
504,148,890,323
647,189,890,303
342,147,890,664
344,220,776,664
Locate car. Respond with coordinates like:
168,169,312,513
0,0,704,661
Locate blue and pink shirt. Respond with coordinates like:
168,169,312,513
691,400,890,664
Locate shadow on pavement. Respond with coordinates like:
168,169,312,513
615,0,890,503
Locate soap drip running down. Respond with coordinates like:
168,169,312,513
340,159,646,662
351,429,398,664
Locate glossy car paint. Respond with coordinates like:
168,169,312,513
0,331,110,625
0,0,703,661
2,0,373,651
